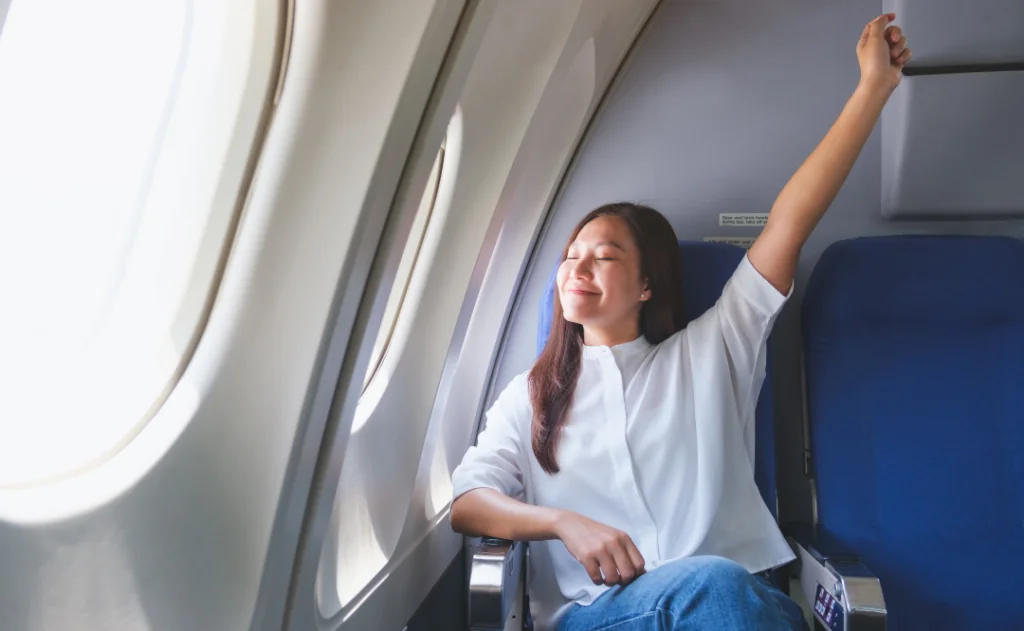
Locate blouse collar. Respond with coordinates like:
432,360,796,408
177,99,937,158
581,334,652,359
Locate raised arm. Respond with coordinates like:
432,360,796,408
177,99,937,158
749,13,911,293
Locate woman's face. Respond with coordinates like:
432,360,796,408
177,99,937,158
557,215,649,339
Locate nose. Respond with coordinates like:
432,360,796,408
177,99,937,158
568,255,593,279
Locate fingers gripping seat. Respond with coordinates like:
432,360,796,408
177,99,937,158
800,235,1024,630
467,241,781,630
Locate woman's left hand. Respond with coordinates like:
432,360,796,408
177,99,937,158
857,13,911,94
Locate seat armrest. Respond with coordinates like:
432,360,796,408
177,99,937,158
469,537,527,631
785,523,887,631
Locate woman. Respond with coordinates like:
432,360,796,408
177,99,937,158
451,14,911,631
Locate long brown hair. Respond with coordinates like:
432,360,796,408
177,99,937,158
529,203,686,474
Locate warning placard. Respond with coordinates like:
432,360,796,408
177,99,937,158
703,236,756,249
719,213,768,227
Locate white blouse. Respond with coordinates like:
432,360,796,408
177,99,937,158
451,254,797,631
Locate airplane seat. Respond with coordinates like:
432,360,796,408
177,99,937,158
468,241,782,630
791,235,1024,631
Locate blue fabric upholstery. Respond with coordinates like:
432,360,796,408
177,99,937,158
537,240,778,517
803,235,1024,630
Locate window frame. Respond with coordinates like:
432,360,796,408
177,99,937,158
0,0,285,487
362,140,446,392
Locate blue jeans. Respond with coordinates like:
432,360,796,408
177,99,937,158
557,556,808,631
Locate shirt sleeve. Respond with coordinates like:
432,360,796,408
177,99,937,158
451,373,531,502
712,253,791,417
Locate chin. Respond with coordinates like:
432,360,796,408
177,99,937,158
560,297,598,324
559,304,580,321
560,308,594,327
561,311,582,325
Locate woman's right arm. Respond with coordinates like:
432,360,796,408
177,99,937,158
452,489,646,586
450,373,562,540
449,375,536,536
450,488,561,540
450,374,645,585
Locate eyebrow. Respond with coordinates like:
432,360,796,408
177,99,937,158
570,240,626,251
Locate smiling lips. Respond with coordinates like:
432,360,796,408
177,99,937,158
566,287,599,296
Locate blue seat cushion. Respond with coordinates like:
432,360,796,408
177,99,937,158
803,235,1024,630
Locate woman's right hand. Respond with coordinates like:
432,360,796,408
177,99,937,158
554,511,646,586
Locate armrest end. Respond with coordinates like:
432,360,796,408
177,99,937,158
469,537,527,630
785,523,886,631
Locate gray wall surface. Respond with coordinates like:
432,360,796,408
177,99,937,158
492,0,1024,524
883,0,1024,65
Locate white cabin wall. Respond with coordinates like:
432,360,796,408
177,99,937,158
0,1,664,629
0,1,465,630
284,2,661,630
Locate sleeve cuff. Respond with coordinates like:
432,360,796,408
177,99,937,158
452,475,523,503
734,253,793,316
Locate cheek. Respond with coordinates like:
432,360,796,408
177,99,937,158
604,276,646,314
555,265,569,291
597,267,634,298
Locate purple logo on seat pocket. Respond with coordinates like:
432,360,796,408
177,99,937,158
814,584,845,631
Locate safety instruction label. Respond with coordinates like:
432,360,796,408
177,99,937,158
719,213,768,227
703,236,756,249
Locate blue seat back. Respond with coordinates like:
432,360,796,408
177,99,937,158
803,235,1024,630
537,240,778,517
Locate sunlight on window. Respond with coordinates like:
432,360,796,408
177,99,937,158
315,114,459,618
361,142,445,393
427,434,454,520
319,146,444,611
315,477,390,615
0,0,278,486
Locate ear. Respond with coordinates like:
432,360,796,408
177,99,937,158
639,280,651,302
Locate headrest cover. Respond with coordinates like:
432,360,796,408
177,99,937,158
805,235,1024,328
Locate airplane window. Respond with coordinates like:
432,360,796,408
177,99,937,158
316,108,460,616
362,140,445,391
0,0,279,486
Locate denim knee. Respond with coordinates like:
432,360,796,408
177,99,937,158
559,557,804,631
655,556,759,610
682,556,752,588
689,556,751,582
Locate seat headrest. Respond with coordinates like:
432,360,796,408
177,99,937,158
804,235,1024,328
